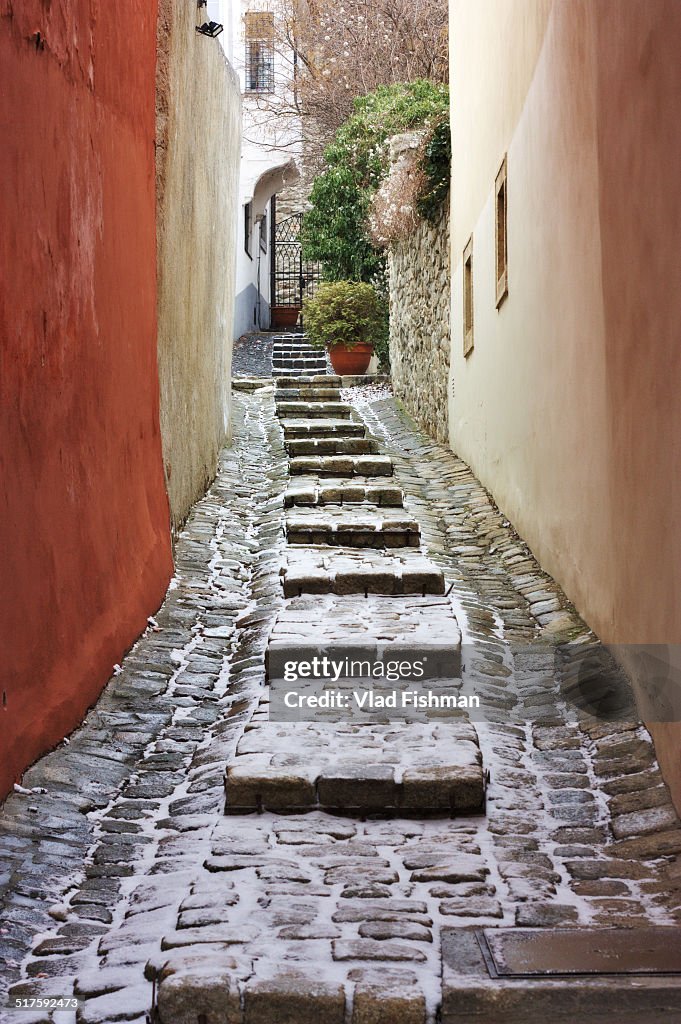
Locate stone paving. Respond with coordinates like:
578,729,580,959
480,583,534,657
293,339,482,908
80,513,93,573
1,384,681,1022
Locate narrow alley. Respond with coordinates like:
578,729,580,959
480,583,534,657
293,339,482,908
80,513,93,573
3,1,681,1021
2,361,680,1023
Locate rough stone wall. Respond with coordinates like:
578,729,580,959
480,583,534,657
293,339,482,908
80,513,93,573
389,203,451,443
156,1,241,532
0,0,173,798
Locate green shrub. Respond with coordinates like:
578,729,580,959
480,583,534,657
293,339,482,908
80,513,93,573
301,81,449,283
303,281,389,360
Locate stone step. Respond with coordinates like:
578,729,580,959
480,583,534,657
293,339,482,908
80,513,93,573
289,455,393,477
272,352,326,363
276,388,342,403
231,377,272,392
273,352,325,363
225,717,483,815
267,593,461,658
270,346,315,354
277,402,352,419
336,373,391,387
276,374,342,388
272,363,328,373
280,548,445,597
272,366,328,378
281,418,366,438
270,335,311,345
286,438,379,457
286,508,420,547
272,341,318,349
285,480,405,507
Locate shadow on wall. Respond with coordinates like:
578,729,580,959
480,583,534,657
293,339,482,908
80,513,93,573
156,0,242,534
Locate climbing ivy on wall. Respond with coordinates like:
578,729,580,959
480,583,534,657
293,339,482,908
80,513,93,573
417,114,452,223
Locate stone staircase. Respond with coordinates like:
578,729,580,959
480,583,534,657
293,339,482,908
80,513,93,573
147,378,681,1023
215,374,485,991
271,333,328,377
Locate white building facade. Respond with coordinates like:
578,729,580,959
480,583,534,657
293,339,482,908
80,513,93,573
208,0,302,336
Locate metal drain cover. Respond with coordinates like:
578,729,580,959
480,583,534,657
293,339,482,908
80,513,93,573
480,928,681,977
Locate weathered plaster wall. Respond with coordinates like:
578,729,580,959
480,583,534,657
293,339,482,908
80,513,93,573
0,1,173,798
156,0,241,531
389,203,451,443
449,0,681,806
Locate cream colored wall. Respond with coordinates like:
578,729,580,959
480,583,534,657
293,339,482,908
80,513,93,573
449,0,681,806
157,0,241,532
449,0,552,258
449,0,612,621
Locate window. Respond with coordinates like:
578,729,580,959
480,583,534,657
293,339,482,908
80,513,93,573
244,202,252,257
463,236,474,356
260,208,268,253
245,11,275,93
495,155,508,307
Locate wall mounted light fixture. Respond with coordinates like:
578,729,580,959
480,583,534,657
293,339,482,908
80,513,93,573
196,0,223,37
196,20,224,37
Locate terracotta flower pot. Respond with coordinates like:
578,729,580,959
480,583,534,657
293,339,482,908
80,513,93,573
270,306,301,330
329,342,373,375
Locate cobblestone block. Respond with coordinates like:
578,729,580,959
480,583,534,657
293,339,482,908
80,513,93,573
352,983,427,1024
409,856,489,884
610,804,679,840
358,920,432,942
157,967,240,1024
607,829,681,859
439,896,503,918
515,903,579,926
333,939,427,962
161,926,258,949
332,900,430,923
317,766,399,811
565,858,648,880
402,765,484,813
224,765,317,813
243,977,346,1024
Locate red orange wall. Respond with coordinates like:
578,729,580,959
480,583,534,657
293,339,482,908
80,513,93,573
0,1,173,797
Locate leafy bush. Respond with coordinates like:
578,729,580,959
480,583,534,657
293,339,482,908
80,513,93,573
301,81,449,282
303,281,389,360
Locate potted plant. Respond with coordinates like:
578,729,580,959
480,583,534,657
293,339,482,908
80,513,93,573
302,280,388,375
270,305,301,331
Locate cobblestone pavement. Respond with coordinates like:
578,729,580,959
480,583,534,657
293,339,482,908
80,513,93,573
232,333,330,379
2,383,681,1024
231,333,274,378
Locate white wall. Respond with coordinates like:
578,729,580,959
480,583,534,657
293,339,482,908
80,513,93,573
215,0,302,336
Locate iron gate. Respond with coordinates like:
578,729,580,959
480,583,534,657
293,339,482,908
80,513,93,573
271,207,321,309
